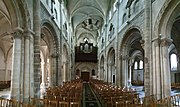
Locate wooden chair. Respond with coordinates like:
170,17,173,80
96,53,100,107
48,100,58,107
8,99,19,107
116,101,124,107
31,98,49,107
0,98,8,107
0,97,3,107
70,102,80,107
59,101,69,107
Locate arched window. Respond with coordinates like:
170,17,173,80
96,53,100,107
139,60,143,69
134,61,138,69
170,53,177,71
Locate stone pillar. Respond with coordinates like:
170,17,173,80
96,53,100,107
44,61,47,84
29,32,34,98
115,1,120,86
41,61,45,85
5,60,8,82
63,61,67,81
48,57,53,87
23,29,34,102
177,52,180,71
65,61,69,81
160,38,172,98
33,0,41,98
56,53,59,86
104,23,108,83
122,55,128,87
118,55,123,87
108,63,111,83
100,66,104,80
152,38,161,99
10,28,23,100
51,54,57,86
107,63,110,83
144,0,152,96
128,58,133,86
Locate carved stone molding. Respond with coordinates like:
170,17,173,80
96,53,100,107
122,55,129,60
13,27,24,39
24,29,35,40
154,0,171,36
160,38,172,47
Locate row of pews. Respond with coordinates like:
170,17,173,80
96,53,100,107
44,79,83,107
90,79,180,107
90,79,141,107
1,79,180,107
0,79,83,107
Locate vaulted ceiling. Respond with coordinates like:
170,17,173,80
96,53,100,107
64,0,115,46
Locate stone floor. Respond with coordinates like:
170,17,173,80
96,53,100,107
0,88,10,99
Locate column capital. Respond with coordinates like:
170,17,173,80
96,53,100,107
160,38,172,47
13,27,24,39
122,55,129,60
24,29,35,39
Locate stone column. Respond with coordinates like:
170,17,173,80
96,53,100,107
40,60,46,99
160,38,172,98
5,60,8,82
29,32,34,98
107,63,110,83
100,66,104,80
33,0,41,98
122,55,128,87
23,29,34,102
51,54,57,86
104,23,108,83
177,53,180,71
41,61,45,85
56,52,59,86
144,0,152,96
128,58,133,86
65,61,69,81
108,63,111,83
48,57,53,87
115,1,120,86
44,61,47,84
10,28,23,100
118,55,123,87
63,61,67,81
152,38,161,99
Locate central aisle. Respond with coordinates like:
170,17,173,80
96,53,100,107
82,82,102,107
